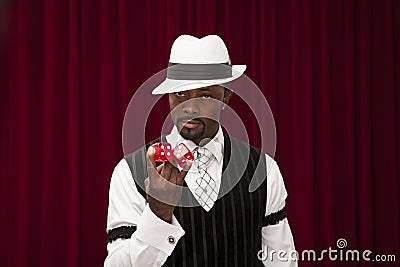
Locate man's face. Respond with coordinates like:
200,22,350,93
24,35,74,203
169,85,232,145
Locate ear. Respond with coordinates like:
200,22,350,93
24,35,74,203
223,89,233,105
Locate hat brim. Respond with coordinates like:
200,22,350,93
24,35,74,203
151,65,246,95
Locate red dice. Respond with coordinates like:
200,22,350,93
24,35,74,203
152,142,173,162
172,143,194,168
151,142,193,168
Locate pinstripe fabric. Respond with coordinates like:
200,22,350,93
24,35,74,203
211,208,219,266
125,132,268,266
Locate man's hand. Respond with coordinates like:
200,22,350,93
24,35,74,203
145,146,192,222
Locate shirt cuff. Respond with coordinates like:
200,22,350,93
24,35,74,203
134,204,185,256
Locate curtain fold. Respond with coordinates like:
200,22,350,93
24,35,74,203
0,0,399,266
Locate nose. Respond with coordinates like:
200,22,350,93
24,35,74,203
181,99,200,114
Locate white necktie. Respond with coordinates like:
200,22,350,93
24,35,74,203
192,147,219,211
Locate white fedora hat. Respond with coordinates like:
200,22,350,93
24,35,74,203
152,34,246,95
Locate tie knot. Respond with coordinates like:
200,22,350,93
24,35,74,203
193,147,214,167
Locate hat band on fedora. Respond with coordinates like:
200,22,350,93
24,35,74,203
167,62,232,80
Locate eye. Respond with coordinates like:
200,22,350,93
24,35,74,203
201,95,211,99
175,91,185,97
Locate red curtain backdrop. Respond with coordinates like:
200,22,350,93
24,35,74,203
1,0,399,266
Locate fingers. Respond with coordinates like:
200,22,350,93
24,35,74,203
161,161,173,181
176,160,193,185
156,164,163,174
146,146,192,189
168,164,179,184
182,159,194,172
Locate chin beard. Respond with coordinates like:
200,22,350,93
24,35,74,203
179,124,205,142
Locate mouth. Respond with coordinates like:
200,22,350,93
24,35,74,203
179,118,203,129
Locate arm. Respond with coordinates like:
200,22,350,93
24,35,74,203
261,158,297,267
104,159,185,267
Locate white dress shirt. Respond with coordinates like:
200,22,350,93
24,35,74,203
104,127,297,267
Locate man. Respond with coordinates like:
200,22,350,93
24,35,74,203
104,35,296,266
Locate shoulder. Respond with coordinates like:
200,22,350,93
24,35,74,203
116,157,129,169
108,159,138,198
264,154,276,176
112,158,133,179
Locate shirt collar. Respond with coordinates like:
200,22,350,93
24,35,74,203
165,125,224,164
